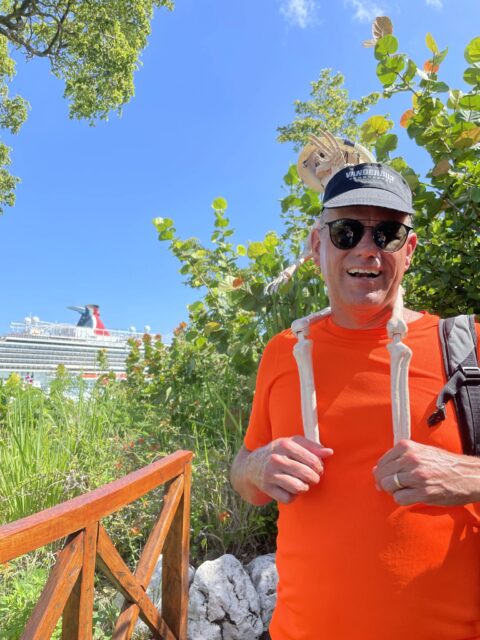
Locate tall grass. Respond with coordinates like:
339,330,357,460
0,379,135,525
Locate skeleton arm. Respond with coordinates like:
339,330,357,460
291,309,330,444
386,287,412,443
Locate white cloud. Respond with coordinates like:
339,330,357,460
425,0,443,8
346,0,386,23
279,0,319,28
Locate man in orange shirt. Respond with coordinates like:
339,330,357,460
231,163,480,640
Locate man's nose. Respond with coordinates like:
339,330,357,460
353,228,380,256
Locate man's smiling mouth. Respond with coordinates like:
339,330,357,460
347,268,381,278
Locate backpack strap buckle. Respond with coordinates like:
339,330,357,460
459,365,480,385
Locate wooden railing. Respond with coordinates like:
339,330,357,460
0,449,193,640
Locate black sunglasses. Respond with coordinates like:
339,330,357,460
323,218,413,253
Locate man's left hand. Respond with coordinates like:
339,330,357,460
373,439,480,506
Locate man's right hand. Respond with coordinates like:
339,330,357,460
230,437,334,505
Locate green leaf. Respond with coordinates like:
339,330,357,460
375,133,398,161
465,37,480,64
404,171,420,191
425,33,439,55
459,93,480,110
283,165,299,186
389,56,405,73
152,217,173,233
471,187,480,203
212,197,228,211
361,115,392,143
281,194,301,212
374,35,399,60
237,291,259,312
247,242,267,258
429,81,449,93
264,232,280,251
403,59,417,83
376,55,405,85
214,211,229,228
376,62,397,87
447,90,464,109
300,191,318,209
464,67,480,86
236,244,247,256
435,47,449,65
204,322,221,336
389,157,408,173
188,301,204,314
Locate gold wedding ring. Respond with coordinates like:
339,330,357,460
393,472,404,490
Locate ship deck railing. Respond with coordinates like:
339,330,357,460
6,322,149,344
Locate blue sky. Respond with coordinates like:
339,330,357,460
0,0,478,337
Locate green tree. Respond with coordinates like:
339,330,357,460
0,0,174,213
361,25,480,315
277,68,380,151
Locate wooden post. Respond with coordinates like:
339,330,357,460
22,532,84,640
162,462,192,639
62,523,98,640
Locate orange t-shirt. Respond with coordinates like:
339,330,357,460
244,312,480,640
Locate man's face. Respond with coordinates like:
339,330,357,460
312,205,417,326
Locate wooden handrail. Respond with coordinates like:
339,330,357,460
0,449,193,640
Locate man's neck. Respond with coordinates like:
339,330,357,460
329,305,423,330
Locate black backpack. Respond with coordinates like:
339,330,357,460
428,315,480,456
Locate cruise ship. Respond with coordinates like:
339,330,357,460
0,305,149,388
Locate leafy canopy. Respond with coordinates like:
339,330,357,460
0,0,173,213
361,23,480,315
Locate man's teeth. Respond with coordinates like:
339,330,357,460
347,268,381,278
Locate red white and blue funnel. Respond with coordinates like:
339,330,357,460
68,305,110,336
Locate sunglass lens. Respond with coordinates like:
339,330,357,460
329,219,363,249
373,222,408,252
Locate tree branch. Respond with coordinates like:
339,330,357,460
0,0,73,58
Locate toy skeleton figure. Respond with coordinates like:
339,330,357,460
266,132,374,294
267,130,412,446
